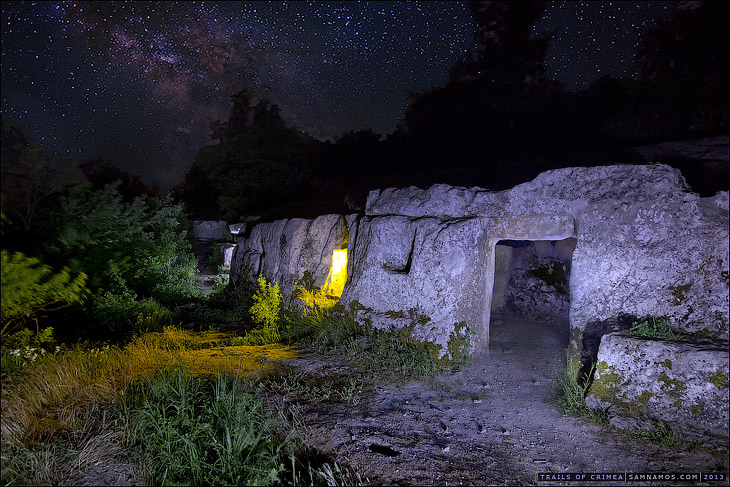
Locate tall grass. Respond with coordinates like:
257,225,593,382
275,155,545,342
283,305,443,382
553,350,608,423
1,327,295,464
124,365,296,486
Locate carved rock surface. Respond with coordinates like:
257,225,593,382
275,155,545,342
586,332,729,446
233,164,729,355
231,214,353,305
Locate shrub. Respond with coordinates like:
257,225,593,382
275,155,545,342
247,275,282,344
49,183,198,303
1,250,88,336
91,291,172,335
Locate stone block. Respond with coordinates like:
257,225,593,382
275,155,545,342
586,332,729,446
192,220,229,241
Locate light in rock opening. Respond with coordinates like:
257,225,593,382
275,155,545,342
325,249,348,297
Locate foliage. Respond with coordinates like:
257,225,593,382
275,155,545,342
1,250,89,336
1,328,60,380
182,90,320,219
283,305,446,382
91,291,172,335
553,350,608,423
293,271,340,310
263,369,362,405
49,182,198,305
249,274,282,341
124,366,295,486
629,317,685,341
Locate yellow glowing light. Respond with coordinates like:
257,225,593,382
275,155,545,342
325,248,348,297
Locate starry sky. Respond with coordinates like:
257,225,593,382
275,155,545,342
2,1,674,188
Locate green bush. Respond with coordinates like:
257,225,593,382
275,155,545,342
247,275,282,343
91,291,172,335
49,183,198,303
1,250,88,336
125,365,296,486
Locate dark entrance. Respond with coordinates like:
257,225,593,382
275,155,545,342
489,238,576,351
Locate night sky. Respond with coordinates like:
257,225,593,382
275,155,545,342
2,1,674,188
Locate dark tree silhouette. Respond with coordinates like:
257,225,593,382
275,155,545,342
181,90,319,220
449,0,551,94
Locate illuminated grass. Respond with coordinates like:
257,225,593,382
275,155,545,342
1,327,296,450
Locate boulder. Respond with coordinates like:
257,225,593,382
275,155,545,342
586,332,729,446
192,220,230,241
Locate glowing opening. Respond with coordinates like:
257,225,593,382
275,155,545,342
325,249,348,297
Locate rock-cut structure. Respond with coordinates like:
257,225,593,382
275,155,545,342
230,163,729,445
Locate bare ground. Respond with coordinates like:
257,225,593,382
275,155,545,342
290,314,729,486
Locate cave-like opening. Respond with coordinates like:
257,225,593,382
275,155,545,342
489,238,576,353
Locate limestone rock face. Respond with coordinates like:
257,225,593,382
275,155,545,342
192,220,230,241
341,215,489,354
232,164,729,355
230,214,353,305
500,243,572,324
586,332,729,446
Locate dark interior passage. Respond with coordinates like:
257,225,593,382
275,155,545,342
490,238,576,351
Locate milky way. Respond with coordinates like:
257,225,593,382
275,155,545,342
1,1,673,188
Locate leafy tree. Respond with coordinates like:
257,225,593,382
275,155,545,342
79,158,157,201
1,250,89,336
182,90,319,220
48,182,198,303
449,0,551,94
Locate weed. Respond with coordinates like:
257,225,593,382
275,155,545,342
553,350,608,423
628,420,684,447
264,370,363,405
249,275,282,343
630,317,685,341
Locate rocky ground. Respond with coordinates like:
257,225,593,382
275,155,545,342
291,314,729,486
73,313,728,486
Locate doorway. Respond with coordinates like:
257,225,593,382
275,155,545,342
489,238,576,352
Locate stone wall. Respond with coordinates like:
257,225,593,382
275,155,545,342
230,164,729,356
230,214,357,305
228,163,729,443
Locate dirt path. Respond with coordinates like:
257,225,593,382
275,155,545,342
294,314,728,485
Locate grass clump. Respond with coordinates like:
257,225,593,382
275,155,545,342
124,365,296,486
283,305,444,382
629,317,685,341
553,350,608,423
628,420,684,447
265,369,363,405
